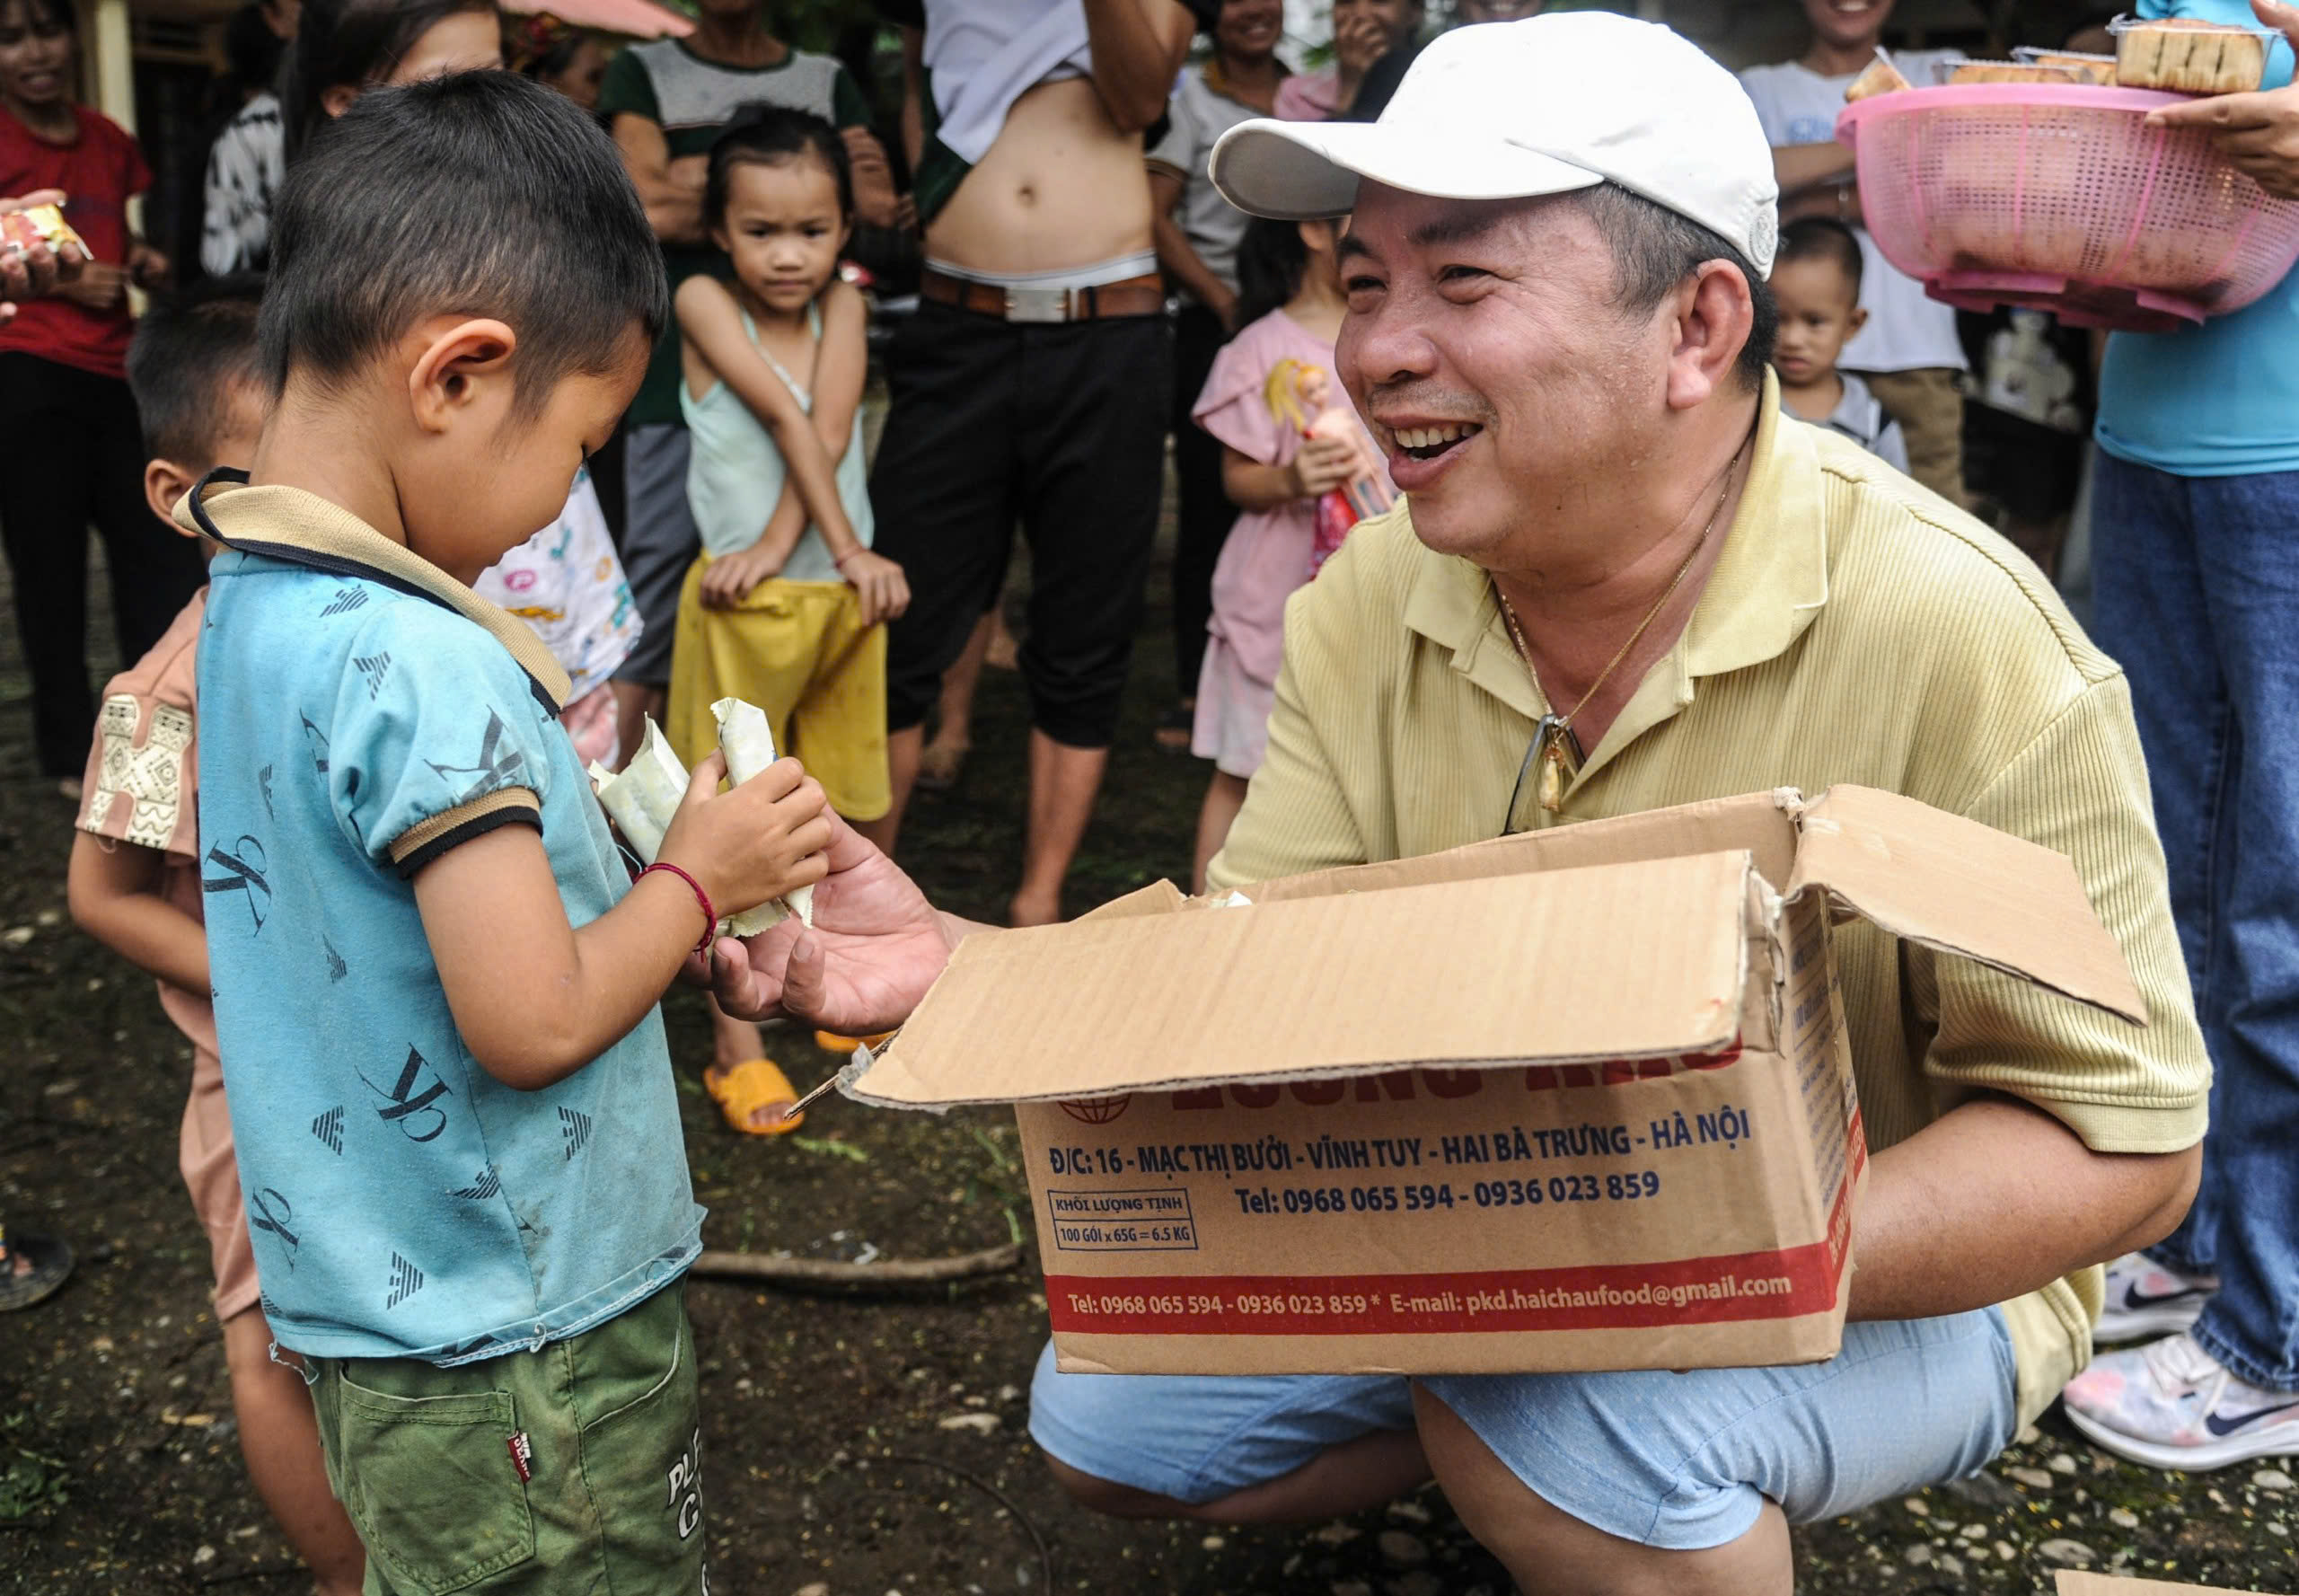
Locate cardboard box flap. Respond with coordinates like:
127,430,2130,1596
1229,789,1805,904
850,851,1756,1108
1788,785,2145,1021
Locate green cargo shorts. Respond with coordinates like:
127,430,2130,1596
306,1282,708,1596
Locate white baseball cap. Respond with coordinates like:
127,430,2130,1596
1209,12,1782,274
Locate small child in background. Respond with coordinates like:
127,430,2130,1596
665,105,907,1128
65,275,365,1596
471,465,639,766
188,75,830,1587
1189,214,1388,891
1768,217,1910,474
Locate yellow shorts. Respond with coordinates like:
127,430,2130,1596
666,561,890,822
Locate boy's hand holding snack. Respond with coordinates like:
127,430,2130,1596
835,546,911,625
656,750,833,928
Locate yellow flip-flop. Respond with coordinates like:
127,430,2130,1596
814,1029,896,1055
703,1058,804,1136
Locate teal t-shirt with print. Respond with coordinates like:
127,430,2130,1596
189,476,702,1364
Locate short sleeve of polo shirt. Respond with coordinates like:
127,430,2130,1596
323,604,556,878
598,47,661,126
1914,675,2210,1153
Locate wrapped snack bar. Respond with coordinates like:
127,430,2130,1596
711,697,814,934
588,717,686,864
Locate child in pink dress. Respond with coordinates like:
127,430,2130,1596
1189,214,1392,889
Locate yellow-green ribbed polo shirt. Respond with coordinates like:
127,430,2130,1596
1209,381,2208,1425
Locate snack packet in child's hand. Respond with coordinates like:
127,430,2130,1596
588,717,686,864
712,697,815,935
0,203,86,259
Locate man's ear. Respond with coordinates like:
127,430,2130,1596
145,457,200,533
1664,260,1756,411
320,82,361,121
406,318,519,436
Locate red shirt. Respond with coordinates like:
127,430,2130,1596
0,104,149,380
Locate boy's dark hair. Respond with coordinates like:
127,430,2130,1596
704,103,853,234
1575,183,1778,392
1775,216,1866,298
128,275,268,463
261,72,668,421
280,0,497,158
1235,214,1311,333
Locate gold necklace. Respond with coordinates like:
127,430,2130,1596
1496,439,1747,816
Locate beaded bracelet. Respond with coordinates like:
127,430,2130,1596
639,861,717,955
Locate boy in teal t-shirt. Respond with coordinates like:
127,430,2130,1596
190,72,832,1590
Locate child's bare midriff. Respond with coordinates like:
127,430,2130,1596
925,79,1154,274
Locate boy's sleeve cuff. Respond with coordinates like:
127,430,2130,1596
388,789,542,877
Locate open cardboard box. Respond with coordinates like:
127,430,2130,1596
849,786,2145,1377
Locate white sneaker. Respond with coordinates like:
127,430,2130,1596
2063,1331,2299,1471
2094,1250,2216,1342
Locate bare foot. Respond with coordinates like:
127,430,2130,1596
915,736,968,792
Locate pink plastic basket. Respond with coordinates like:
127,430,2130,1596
1836,84,2299,332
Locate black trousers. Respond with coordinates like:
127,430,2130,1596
0,353,206,775
870,300,1170,749
1168,303,1233,704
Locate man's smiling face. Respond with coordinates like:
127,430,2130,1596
1334,183,1669,568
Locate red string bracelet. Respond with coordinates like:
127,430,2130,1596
638,861,717,955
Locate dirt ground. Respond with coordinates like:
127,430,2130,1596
4,507,2298,1595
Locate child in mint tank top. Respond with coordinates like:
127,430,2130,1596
666,104,907,1126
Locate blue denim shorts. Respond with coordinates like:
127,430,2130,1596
1029,1306,2016,1549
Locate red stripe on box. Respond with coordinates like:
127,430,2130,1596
1046,1238,1845,1337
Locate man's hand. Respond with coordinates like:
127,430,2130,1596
840,548,912,625
707,811,960,1033
0,190,82,320
700,541,785,609
2145,0,2299,198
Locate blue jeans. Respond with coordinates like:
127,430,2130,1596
2092,450,2299,1392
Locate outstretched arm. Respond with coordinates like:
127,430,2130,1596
710,811,988,1034
1083,0,1198,133
420,754,832,1089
